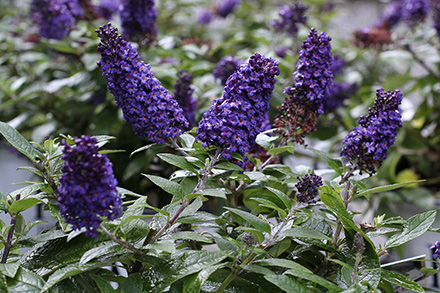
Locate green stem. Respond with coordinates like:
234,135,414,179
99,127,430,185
99,223,139,253
1,194,21,263
216,252,258,293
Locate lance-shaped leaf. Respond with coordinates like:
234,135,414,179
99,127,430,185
0,121,43,161
142,174,185,199
224,207,271,234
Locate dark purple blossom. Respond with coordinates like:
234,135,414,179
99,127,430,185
295,174,323,204
96,23,189,143
197,53,280,163
30,0,76,40
270,3,308,36
341,88,403,174
376,1,403,29
174,70,197,128
99,0,120,20
431,241,440,259
353,27,393,48
402,0,428,28
67,0,84,19
274,28,333,145
323,82,359,112
57,136,122,238
215,0,240,18
330,55,346,76
213,56,243,86
198,9,214,24
275,47,288,58
120,0,158,43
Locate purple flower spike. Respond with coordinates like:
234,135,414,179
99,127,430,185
96,24,189,143
215,0,240,17
323,82,359,112
402,0,428,28
57,136,122,238
213,56,244,86
271,2,308,36
341,89,403,174
174,70,197,128
376,0,403,29
120,0,158,43
274,28,333,145
197,53,280,164
99,0,120,20
295,174,323,204
431,241,440,259
198,9,214,24
30,0,76,40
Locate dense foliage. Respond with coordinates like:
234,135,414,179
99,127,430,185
1,0,440,291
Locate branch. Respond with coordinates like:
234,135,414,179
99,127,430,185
1,194,21,263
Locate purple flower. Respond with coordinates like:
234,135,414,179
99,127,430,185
431,0,440,40
99,0,120,20
198,9,214,24
215,0,240,17
431,241,440,259
174,70,197,128
341,88,403,174
270,3,308,36
330,54,346,76
68,0,84,19
376,1,403,29
323,82,359,112
295,174,323,204
30,0,76,40
274,28,333,145
57,136,122,238
96,23,189,143
402,0,428,28
213,56,243,86
275,47,288,58
120,0,158,43
197,53,280,163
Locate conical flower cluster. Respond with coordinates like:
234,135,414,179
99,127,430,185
57,136,122,238
96,24,189,143
197,53,279,163
174,70,197,128
341,88,403,174
295,174,323,204
120,0,158,43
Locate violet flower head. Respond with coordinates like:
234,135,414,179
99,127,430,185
271,2,308,36
402,0,429,28
215,0,240,18
323,82,359,112
295,174,323,204
67,0,84,19
213,56,243,86
274,28,333,145
30,0,76,40
330,55,346,76
120,0,158,43
57,136,122,238
275,46,288,58
99,0,120,20
431,241,440,259
341,88,403,174
197,53,280,164
174,70,197,128
376,0,403,29
96,23,189,143
198,9,214,24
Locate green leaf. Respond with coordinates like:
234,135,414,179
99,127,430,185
142,174,184,199
268,142,295,156
243,171,267,181
177,212,218,224
264,187,292,210
385,210,437,249
179,133,195,148
182,263,224,293
235,227,265,243
192,188,226,199
18,230,67,247
381,270,424,292
140,251,230,292
166,231,213,243
80,242,128,265
145,240,176,254
354,180,426,199
116,273,144,293
280,227,332,241
9,198,42,214
224,207,271,234
308,147,343,175
7,267,45,292
214,161,243,171
88,273,115,293
255,132,277,150
130,143,157,158
41,263,101,292
264,275,307,293
0,121,43,161
0,263,19,278
157,153,198,174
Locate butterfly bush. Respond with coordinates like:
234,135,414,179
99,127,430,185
96,23,189,143
57,136,122,238
215,0,240,18
213,56,243,86
30,0,76,40
270,2,308,36
295,174,323,204
402,0,429,28
341,88,403,174
197,53,279,163
274,28,333,144
174,70,197,128
120,0,158,42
